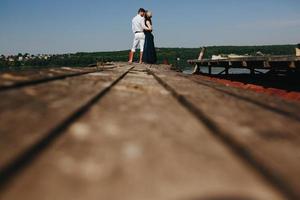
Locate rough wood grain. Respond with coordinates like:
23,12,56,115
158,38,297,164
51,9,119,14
0,65,283,200
188,74,300,121
0,65,131,172
0,67,98,89
149,65,300,199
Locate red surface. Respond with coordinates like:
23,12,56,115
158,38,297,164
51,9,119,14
200,75,300,102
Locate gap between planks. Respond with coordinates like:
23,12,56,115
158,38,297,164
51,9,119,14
147,67,300,200
0,65,134,191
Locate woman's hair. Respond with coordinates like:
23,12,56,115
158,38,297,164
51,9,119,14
144,11,152,25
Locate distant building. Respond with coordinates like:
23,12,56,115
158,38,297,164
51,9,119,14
18,56,23,61
25,54,31,60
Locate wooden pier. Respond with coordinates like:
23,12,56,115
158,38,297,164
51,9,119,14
188,56,300,75
0,63,300,200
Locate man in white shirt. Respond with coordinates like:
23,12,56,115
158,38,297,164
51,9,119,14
129,8,150,63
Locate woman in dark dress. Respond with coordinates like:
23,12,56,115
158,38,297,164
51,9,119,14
142,11,157,64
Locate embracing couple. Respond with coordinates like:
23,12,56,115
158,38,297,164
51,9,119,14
128,8,157,64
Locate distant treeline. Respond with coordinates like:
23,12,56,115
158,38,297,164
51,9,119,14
203,45,296,58
0,44,297,70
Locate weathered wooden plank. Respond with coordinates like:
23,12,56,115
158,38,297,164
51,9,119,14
188,56,300,70
148,65,300,199
0,67,98,89
0,65,283,200
0,65,132,176
188,75,300,121
188,56,300,63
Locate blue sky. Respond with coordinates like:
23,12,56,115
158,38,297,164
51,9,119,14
0,0,299,55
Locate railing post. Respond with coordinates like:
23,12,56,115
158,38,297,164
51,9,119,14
250,68,255,76
225,67,229,75
193,47,206,74
193,64,200,74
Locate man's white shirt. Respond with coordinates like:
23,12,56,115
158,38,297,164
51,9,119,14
132,14,146,33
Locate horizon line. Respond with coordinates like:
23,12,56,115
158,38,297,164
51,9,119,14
1,43,298,56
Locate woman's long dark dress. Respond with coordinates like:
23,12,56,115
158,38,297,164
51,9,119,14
142,20,157,64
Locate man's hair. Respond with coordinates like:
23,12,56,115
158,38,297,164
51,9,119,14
138,8,146,13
